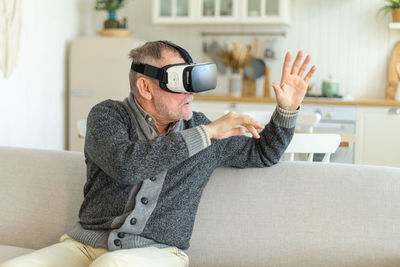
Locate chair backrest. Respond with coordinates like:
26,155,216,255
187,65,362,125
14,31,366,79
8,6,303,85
296,111,321,133
283,133,341,162
241,110,321,133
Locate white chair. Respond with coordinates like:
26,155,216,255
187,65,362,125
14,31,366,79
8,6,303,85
283,133,341,162
239,110,339,162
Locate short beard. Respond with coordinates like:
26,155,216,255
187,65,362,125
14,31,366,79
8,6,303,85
153,92,193,121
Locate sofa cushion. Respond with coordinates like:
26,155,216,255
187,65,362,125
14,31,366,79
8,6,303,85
0,245,34,263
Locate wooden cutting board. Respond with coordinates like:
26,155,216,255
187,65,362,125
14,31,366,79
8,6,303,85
264,66,270,98
386,41,400,99
242,66,270,97
242,76,256,96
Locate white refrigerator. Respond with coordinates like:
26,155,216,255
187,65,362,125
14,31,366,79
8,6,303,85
68,37,143,151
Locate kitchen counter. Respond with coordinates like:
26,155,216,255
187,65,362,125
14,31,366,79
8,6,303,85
194,95,400,107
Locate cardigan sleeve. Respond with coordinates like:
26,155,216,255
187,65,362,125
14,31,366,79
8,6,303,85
216,106,298,168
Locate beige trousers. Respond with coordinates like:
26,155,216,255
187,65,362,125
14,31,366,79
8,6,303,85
1,234,189,267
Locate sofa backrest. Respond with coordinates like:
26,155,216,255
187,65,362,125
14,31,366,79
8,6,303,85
0,146,85,249
1,146,400,266
188,163,400,267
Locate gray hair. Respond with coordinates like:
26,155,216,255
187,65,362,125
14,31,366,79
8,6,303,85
128,41,180,98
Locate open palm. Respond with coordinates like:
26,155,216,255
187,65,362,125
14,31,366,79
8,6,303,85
272,51,316,111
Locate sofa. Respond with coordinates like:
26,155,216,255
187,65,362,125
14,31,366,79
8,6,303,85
1,146,400,266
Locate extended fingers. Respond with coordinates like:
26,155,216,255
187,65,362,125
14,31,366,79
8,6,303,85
282,52,292,79
286,51,314,78
220,112,265,138
290,50,304,75
230,126,246,137
304,65,317,83
240,115,264,130
240,116,264,139
232,114,264,137
232,124,261,139
244,125,261,139
298,54,311,77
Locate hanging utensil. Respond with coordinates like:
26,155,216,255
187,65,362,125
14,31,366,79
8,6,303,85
244,38,266,80
207,40,226,74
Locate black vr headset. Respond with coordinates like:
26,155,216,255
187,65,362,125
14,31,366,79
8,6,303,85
131,41,217,94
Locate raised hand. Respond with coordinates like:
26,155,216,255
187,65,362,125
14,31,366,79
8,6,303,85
272,51,316,111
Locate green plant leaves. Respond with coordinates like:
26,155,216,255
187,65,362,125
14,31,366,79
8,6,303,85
377,0,400,19
94,0,131,13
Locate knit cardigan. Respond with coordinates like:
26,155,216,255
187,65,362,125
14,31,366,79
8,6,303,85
67,95,298,251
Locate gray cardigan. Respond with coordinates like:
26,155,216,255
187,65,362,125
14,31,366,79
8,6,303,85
68,95,298,251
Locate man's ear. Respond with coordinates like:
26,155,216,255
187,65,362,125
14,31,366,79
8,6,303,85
136,77,153,100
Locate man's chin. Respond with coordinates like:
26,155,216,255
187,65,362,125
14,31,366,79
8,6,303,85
182,110,193,120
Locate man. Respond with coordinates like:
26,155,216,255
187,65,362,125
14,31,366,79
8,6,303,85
1,41,315,267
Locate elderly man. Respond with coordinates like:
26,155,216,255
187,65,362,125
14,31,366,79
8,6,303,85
1,41,315,267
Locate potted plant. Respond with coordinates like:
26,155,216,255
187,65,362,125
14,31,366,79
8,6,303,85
217,43,251,97
95,0,132,29
378,0,400,23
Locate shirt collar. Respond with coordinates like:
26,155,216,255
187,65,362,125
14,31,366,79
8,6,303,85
133,96,177,136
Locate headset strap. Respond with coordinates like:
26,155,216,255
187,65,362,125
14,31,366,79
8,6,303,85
160,40,193,63
131,62,167,83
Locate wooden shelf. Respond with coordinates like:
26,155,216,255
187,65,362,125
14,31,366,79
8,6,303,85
97,29,133,37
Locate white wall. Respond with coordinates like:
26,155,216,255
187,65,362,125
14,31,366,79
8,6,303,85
286,0,400,99
0,0,80,150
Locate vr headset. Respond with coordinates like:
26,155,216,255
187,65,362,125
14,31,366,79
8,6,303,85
131,41,217,94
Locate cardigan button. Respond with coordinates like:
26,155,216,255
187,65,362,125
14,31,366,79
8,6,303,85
114,239,121,246
130,217,137,225
117,232,125,238
150,177,157,182
141,197,148,205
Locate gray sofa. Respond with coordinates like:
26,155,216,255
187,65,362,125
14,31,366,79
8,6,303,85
1,146,400,266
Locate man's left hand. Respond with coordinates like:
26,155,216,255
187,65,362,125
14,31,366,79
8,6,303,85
272,51,316,111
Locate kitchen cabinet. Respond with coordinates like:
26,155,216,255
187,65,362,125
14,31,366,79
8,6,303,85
152,0,194,24
152,0,289,24
355,106,400,167
241,0,289,24
197,0,239,23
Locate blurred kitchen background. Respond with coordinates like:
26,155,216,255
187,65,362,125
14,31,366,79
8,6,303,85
1,0,400,167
